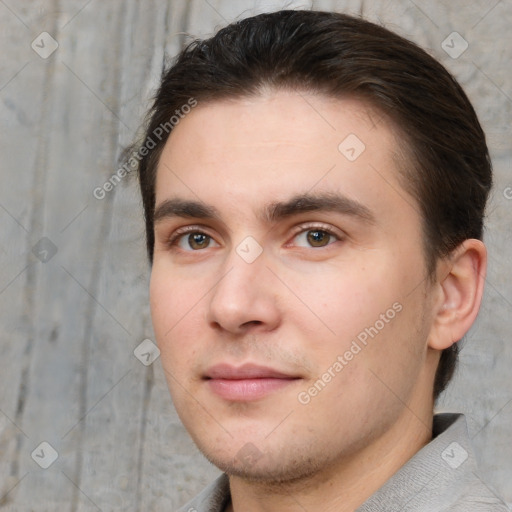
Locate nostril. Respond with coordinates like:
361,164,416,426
242,320,263,328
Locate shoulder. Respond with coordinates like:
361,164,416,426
442,475,509,511
358,414,509,512
444,496,509,511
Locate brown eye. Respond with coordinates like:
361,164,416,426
167,228,220,252
306,230,332,247
292,227,340,248
187,232,211,250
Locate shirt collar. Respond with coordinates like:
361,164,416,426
357,413,477,511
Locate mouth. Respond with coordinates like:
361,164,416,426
203,363,302,401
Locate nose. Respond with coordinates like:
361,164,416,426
206,246,281,335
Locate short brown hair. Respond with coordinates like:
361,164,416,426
133,10,492,399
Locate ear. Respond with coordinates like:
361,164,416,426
428,239,487,350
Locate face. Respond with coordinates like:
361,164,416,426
150,91,439,482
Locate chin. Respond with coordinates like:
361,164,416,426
195,436,328,485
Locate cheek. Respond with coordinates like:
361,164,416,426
282,263,390,342
287,257,426,381
149,269,201,361
150,273,205,412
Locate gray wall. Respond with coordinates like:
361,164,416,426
0,0,510,510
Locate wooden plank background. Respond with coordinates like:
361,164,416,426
0,0,511,509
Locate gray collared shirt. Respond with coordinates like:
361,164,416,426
177,413,508,511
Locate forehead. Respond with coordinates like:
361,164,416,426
154,91,415,226
159,91,393,164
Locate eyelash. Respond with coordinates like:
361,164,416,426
165,226,212,248
165,223,343,250
287,222,343,248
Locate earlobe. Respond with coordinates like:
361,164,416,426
428,239,487,351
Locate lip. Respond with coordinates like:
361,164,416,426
204,363,299,380
203,363,302,401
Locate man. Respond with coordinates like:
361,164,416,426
132,9,508,511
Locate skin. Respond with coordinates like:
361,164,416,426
149,91,486,512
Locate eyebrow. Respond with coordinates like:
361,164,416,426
153,192,375,225
154,198,220,223
263,192,375,224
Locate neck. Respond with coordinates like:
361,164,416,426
226,409,433,512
